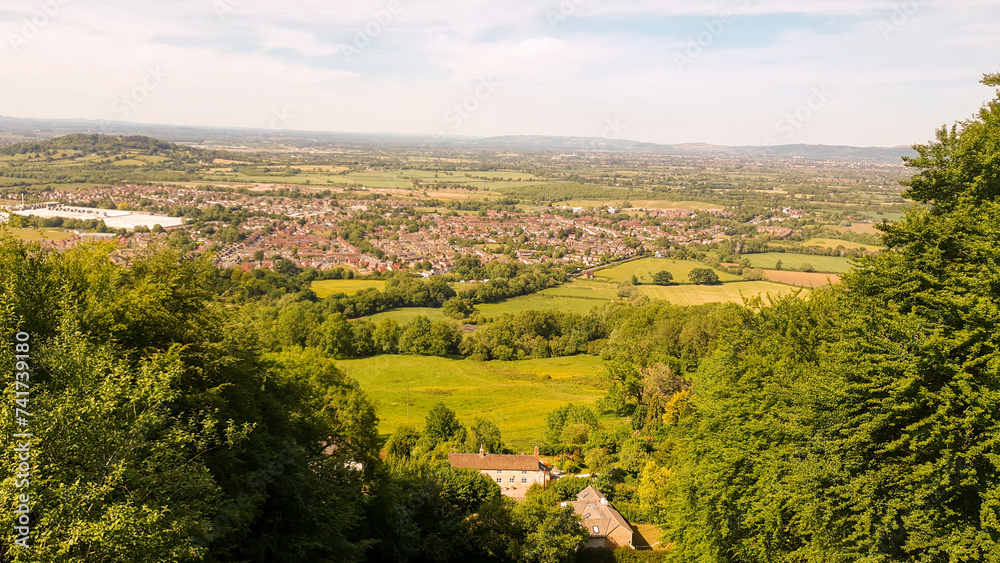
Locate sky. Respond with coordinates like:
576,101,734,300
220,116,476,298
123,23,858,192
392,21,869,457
1,0,999,147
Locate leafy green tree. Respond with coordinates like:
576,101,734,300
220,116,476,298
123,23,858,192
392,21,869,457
662,74,1000,562
469,418,505,453
439,468,501,513
544,404,599,447
687,267,720,285
515,497,588,563
651,270,674,285
385,426,420,461
422,402,466,451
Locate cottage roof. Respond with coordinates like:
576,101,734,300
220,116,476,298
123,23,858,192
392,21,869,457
571,486,631,539
448,452,546,472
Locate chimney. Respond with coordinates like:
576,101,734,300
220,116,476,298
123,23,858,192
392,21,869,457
534,444,540,459
479,445,485,457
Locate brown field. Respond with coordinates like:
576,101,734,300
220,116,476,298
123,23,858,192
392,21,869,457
831,223,883,235
763,270,841,287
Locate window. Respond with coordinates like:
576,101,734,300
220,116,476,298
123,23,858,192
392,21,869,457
509,477,515,483
584,513,591,519
521,478,527,484
496,469,502,474
522,470,527,474
581,491,590,499
592,526,600,534
496,477,502,484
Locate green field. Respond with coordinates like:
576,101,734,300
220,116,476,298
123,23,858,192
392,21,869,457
337,355,613,450
638,281,804,305
594,258,741,284
310,279,386,298
743,253,853,273
475,292,612,318
367,307,448,323
1,227,76,241
803,238,883,251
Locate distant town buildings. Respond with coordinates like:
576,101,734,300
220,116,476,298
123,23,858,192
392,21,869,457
5,201,183,230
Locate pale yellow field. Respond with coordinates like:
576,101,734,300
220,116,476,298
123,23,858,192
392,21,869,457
804,238,882,251
1,227,76,242
638,281,805,305
831,223,884,236
310,279,386,298
763,270,840,287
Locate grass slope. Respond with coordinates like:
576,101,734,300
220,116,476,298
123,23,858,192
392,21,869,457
310,279,386,298
744,253,853,273
367,307,448,323
337,355,610,450
1,227,76,241
594,258,741,284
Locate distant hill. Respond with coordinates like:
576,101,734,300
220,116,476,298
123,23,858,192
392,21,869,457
469,135,915,162
0,116,915,163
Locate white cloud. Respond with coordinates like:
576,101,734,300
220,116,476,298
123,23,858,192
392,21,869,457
0,0,998,145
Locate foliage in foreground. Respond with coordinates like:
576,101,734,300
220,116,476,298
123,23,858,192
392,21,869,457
659,73,1000,562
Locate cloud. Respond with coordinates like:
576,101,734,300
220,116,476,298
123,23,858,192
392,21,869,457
0,0,998,146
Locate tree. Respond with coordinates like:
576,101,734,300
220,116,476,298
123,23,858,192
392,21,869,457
516,502,588,563
422,402,466,450
469,418,505,453
385,426,420,461
439,468,501,513
662,74,1000,562
687,267,720,285
545,404,599,447
651,270,674,285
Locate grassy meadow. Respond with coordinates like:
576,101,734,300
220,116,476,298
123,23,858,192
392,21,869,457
367,307,449,323
593,258,742,284
337,354,613,450
744,253,853,273
310,279,386,298
1,227,76,241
